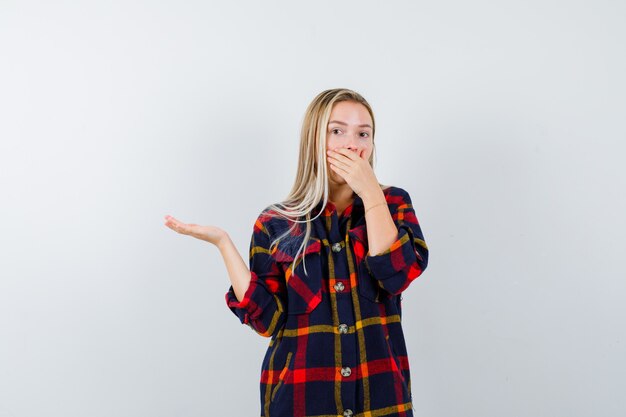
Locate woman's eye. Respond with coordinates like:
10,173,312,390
360,132,369,138
331,128,340,134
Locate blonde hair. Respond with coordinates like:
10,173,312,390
264,88,382,275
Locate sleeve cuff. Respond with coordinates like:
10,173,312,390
224,271,265,325
364,225,415,280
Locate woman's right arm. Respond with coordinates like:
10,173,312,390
164,214,251,300
164,213,288,338
217,233,252,303
223,221,288,338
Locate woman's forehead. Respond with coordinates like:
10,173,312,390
328,102,372,126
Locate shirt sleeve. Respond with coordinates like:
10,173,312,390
364,187,429,295
224,214,287,338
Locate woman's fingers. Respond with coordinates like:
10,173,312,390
165,216,197,235
164,215,191,235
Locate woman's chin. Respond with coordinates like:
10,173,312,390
329,172,344,184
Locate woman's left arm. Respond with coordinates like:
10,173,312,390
362,187,429,295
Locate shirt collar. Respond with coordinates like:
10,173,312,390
312,191,363,218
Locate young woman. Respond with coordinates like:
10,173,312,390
164,88,429,417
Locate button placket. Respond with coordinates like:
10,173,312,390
332,217,356,415
332,241,347,294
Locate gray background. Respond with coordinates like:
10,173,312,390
1,1,624,416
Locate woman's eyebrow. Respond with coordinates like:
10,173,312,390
329,120,372,128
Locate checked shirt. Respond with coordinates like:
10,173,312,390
225,185,429,417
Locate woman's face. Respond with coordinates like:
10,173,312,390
325,100,374,183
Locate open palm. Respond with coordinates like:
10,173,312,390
164,215,227,247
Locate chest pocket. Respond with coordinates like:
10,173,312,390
349,227,392,304
273,237,323,315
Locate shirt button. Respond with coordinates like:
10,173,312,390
332,242,342,252
334,282,345,292
343,409,353,416
338,323,348,334
340,367,351,377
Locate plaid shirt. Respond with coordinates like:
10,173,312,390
225,185,429,417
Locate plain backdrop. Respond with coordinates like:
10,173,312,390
1,1,625,416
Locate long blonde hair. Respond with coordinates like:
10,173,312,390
264,88,380,275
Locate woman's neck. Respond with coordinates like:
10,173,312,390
329,184,355,209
